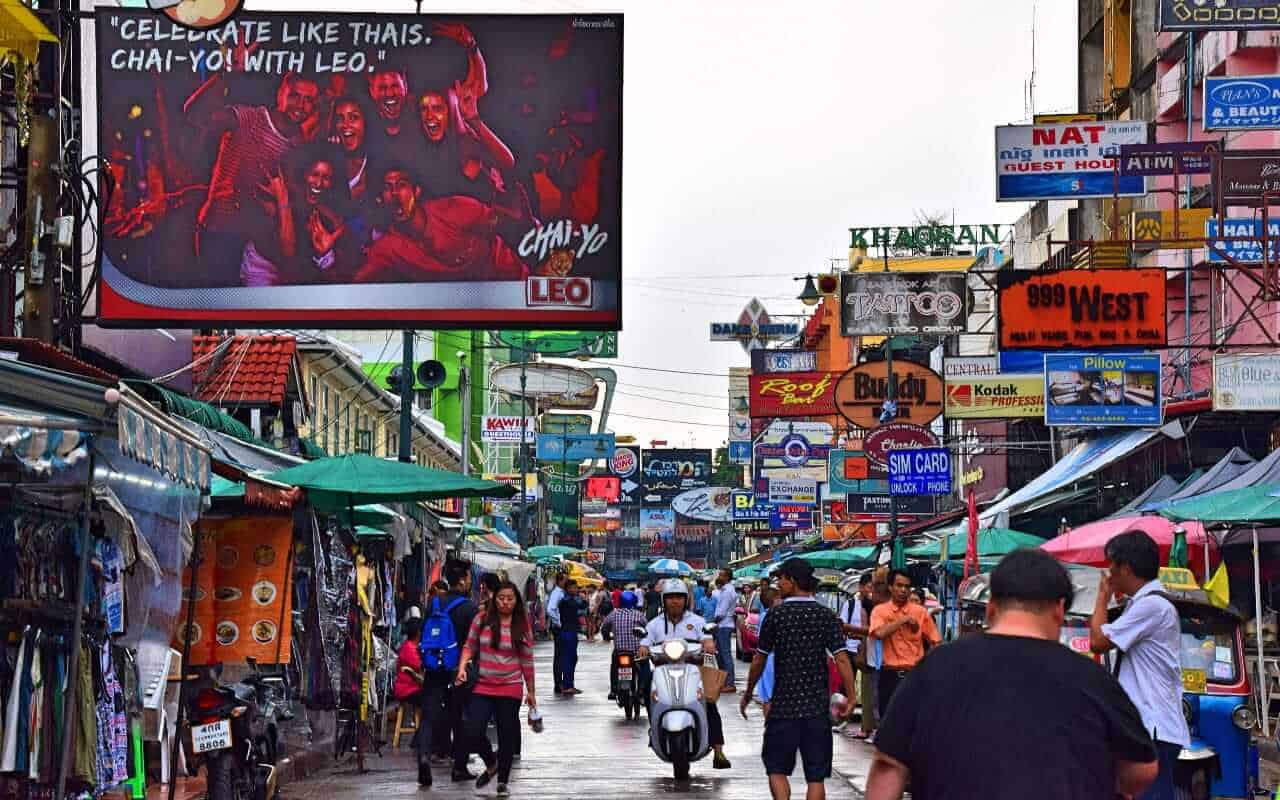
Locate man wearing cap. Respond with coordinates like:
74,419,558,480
869,568,941,722
742,559,856,800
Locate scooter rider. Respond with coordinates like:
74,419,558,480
637,579,732,770
602,590,649,701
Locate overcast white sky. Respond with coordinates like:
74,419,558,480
252,0,1079,448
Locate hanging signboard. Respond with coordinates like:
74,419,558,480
748,371,839,418
1206,218,1280,264
844,494,934,518
1215,149,1280,206
731,490,773,523
1205,76,1280,131
709,299,800,352
542,414,594,436
481,415,536,443
641,449,712,507
750,349,818,374
547,467,580,535
945,375,1045,418
838,272,967,335
833,360,944,429
1045,353,1162,427
863,423,941,468
536,433,616,462
494,331,618,358
767,477,817,505
609,447,642,507
994,121,1148,201
1213,353,1280,411
672,487,734,522
1118,141,1216,175
944,356,999,379
888,447,954,497
729,415,752,442
828,450,872,495
94,10,623,329
580,498,608,515
762,420,835,444
997,269,1167,350
728,440,752,464
1158,0,1280,31
585,476,621,503
769,504,814,531
1131,208,1213,250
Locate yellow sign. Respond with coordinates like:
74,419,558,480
960,466,985,487
1033,113,1102,124
1159,567,1199,591
1182,668,1207,695
944,376,1045,419
1132,209,1211,250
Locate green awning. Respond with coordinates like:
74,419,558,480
795,547,879,570
527,544,581,559
733,563,766,580
267,452,516,507
126,380,266,448
905,528,1044,559
1160,483,1280,525
299,437,328,459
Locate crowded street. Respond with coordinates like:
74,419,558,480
281,638,873,798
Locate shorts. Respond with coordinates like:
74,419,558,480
761,715,833,783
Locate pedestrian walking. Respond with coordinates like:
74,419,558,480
837,573,874,739
392,616,430,784
546,572,567,693
866,549,1158,800
587,584,606,641
422,580,452,763
454,580,537,798
645,578,663,620
438,560,481,784
1089,530,1189,800
711,569,739,692
556,580,587,694
479,572,501,606
868,569,940,721
741,559,856,800
751,582,781,715
696,581,717,620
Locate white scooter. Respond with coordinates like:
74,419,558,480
637,625,715,781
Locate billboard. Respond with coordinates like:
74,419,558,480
480,415,535,443
945,375,1045,418
584,475,620,502
1215,149,1280,206
1205,76,1280,131
1213,353,1280,411
1118,141,1216,176
748,371,839,418
639,508,674,542
838,272,967,335
493,330,617,358
1206,218,1280,264
95,10,623,329
709,299,800,351
995,121,1147,201
1159,0,1280,31
731,490,772,523
767,478,817,505
641,449,712,508
997,269,1167,350
1045,353,1162,427
833,360,944,429
546,466,580,535
536,433,615,461
750,349,818,374
672,486,734,522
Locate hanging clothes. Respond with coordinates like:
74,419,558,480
0,632,25,772
26,636,41,781
73,643,96,788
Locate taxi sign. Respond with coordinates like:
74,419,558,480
1182,668,1207,695
1159,567,1199,591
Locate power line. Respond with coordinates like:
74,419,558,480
606,410,730,429
613,388,730,411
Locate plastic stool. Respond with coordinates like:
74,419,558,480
392,704,420,749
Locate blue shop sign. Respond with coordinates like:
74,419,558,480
1205,75,1280,131
1044,353,1162,427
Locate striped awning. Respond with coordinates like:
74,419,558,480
117,393,211,492
0,403,91,474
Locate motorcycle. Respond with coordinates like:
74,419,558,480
636,624,715,781
182,657,286,800
612,650,644,721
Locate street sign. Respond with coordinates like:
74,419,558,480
728,441,752,464
767,478,817,505
888,448,954,497
536,433,616,461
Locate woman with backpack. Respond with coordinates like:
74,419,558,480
454,580,537,797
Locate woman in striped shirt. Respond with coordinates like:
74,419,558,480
455,580,537,796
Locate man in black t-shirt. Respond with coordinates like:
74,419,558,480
866,549,1158,800
742,559,857,800
443,559,481,783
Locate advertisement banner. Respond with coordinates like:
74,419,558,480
672,486,734,522
639,508,674,542
944,356,999,378
1215,149,1280,206
769,504,814,531
542,414,593,435
178,517,294,665
1158,0,1280,31
1206,218,1280,263
945,375,1045,418
493,330,618,358
1213,353,1280,411
748,371,839,418
731,490,772,523
480,415,535,443
641,449,712,507
995,121,1147,201
547,467,580,533
1205,75,1280,131
997,270,1167,350
536,433,615,462
888,447,954,497
767,478,817,505
863,423,940,468
833,360,944,429
728,440,752,464
1045,353,1162,426
95,10,623,329
844,494,935,518
585,475,620,502
1118,141,1216,175
838,272,967,335
750,349,818,374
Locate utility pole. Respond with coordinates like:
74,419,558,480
22,115,56,343
459,350,471,476
517,343,529,546
398,331,413,462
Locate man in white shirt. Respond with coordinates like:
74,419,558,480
711,569,739,692
546,573,566,693
1090,530,1189,800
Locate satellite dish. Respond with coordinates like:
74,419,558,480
417,360,447,389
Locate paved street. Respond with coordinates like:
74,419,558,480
284,638,874,798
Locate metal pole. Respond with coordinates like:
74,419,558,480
460,356,471,477
518,346,529,547
1254,526,1270,738
398,331,413,463
166,516,202,800
1184,32,1195,395
58,450,96,800
883,246,900,543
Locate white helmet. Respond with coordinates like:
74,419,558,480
658,578,690,600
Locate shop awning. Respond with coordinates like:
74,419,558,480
0,401,92,474
1160,483,1280,526
1111,474,1183,517
795,546,878,570
0,0,55,63
116,385,211,492
906,528,1044,560
980,425,1176,524
1148,447,1255,509
1042,516,1219,577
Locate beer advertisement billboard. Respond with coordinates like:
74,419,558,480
95,11,623,328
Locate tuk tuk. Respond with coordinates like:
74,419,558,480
958,565,1259,799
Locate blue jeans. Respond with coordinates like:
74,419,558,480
714,627,736,688
1137,740,1182,800
558,631,579,690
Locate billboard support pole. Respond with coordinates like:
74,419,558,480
518,342,528,547
882,247,901,545
398,331,413,463
1183,31,1195,395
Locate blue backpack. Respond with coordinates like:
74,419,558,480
421,597,465,673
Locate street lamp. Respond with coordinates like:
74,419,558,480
795,274,822,306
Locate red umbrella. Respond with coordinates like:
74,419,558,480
1041,516,1219,578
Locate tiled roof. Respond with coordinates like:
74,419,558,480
192,335,296,407
0,337,117,383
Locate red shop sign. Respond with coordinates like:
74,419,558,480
748,370,839,418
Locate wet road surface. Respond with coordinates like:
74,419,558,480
283,637,874,798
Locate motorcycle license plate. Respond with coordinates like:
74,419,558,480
618,668,633,680
192,720,232,753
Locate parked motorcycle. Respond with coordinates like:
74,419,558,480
636,625,715,781
612,650,644,721
182,657,286,800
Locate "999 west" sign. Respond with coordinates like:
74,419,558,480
997,269,1167,350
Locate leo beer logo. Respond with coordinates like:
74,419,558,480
527,276,593,307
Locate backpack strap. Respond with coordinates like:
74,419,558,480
445,597,466,613
1112,590,1179,677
